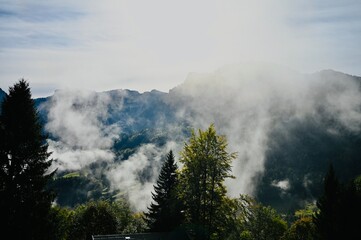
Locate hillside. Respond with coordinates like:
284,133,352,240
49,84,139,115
0,88,6,112
2,65,361,213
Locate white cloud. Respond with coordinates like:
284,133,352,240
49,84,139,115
1,0,360,97
107,141,179,212
272,179,291,191
44,89,121,171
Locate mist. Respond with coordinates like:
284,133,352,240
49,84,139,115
44,89,121,171
40,63,361,211
170,63,361,197
42,88,182,211
107,141,180,211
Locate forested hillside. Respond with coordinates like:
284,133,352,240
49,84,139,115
1,74,361,239
2,65,361,214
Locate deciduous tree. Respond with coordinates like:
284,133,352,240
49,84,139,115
179,124,236,239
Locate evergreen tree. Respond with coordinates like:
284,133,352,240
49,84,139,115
313,164,361,239
0,80,55,239
337,180,361,239
313,164,340,240
145,150,183,232
179,124,236,240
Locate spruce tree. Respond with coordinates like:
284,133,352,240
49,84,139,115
0,80,55,239
313,164,340,240
145,150,183,232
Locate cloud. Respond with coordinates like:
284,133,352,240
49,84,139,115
170,63,361,197
44,89,121,171
41,87,183,211
1,0,361,98
37,62,361,211
272,179,291,191
106,141,179,212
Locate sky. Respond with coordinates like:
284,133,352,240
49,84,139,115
0,0,361,98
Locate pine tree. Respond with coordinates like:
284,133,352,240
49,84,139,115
0,80,55,239
145,150,183,232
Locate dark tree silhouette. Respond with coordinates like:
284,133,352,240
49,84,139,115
338,179,361,239
314,163,361,240
70,201,118,240
313,164,340,240
145,150,183,232
0,80,55,239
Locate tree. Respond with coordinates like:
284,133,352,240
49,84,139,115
221,194,287,240
281,216,315,240
70,200,118,240
178,124,236,240
240,201,287,240
313,164,341,240
145,150,183,232
314,165,361,240
123,212,147,234
0,80,55,239
281,204,317,240
219,195,255,240
69,199,146,240
337,176,361,239
250,205,287,240
47,206,74,240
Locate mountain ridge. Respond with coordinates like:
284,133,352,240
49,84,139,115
1,66,361,213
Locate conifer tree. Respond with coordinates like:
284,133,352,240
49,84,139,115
145,150,183,232
313,164,340,240
0,80,55,239
314,164,361,240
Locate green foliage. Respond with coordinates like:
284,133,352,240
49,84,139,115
47,206,74,240
223,195,287,240
123,212,147,234
281,217,316,240
294,203,317,219
280,203,318,239
245,205,287,240
70,200,117,240
68,199,146,240
354,175,361,194
239,230,253,240
179,124,236,239
0,80,55,239
144,150,184,232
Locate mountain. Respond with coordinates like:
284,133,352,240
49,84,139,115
0,88,6,99
168,66,361,213
2,65,361,214
0,88,6,112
